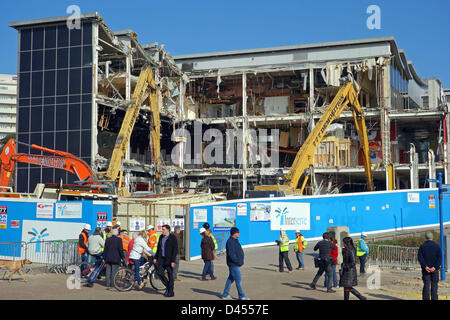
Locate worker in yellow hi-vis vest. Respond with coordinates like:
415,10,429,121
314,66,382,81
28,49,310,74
294,230,308,270
276,228,293,272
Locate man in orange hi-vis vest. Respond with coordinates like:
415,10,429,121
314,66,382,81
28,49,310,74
146,225,159,254
78,224,91,273
294,230,308,270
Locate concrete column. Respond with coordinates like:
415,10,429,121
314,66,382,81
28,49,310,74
242,72,248,198
309,67,314,112
381,63,392,190
91,22,99,168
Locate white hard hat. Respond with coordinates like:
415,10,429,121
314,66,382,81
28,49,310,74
280,227,285,231
84,224,91,231
106,221,113,227
116,221,121,226
146,225,154,231
361,232,367,237
199,227,206,234
295,230,301,233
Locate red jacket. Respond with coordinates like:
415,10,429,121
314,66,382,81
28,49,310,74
330,242,338,265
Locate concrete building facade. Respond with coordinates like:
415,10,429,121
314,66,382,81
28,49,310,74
0,74,17,141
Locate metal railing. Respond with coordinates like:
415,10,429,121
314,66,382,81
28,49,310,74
367,244,420,269
0,240,82,273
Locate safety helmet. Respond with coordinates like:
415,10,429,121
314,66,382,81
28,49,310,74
199,227,206,234
146,225,154,231
84,224,91,231
106,221,113,227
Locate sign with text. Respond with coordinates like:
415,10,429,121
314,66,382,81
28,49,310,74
193,209,208,223
36,203,54,219
270,202,310,230
0,206,7,229
55,203,82,219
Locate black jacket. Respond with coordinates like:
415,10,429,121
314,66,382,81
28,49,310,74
339,246,358,288
155,233,178,264
103,235,125,265
418,240,441,271
314,239,334,260
226,237,244,267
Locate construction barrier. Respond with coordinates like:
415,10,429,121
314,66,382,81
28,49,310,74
368,244,420,269
0,240,82,273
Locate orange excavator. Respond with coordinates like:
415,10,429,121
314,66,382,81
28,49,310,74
0,138,98,191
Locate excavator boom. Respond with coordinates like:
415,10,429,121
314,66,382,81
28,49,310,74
254,80,374,194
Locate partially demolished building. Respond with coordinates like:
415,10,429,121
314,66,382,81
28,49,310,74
9,12,449,198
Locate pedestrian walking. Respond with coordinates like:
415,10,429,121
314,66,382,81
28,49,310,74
418,231,442,300
356,233,369,276
103,228,125,288
173,225,183,281
203,223,218,250
294,230,307,270
154,225,178,297
324,236,339,289
276,228,293,272
129,230,154,289
200,227,216,281
77,224,91,273
221,227,249,300
310,232,335,293
340,237,367,300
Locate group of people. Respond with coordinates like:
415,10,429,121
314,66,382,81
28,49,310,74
78,221,183,298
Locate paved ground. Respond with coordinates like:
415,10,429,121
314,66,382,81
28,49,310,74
0,242,448,300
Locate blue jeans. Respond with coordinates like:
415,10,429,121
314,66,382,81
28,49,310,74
202,260,215,279
132,257,147,285
80,252,89,273
359,254,367,274
324,264,338,288
222,265,245,299
296,251,304,268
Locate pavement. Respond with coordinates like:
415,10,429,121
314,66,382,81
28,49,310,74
0,242,449,300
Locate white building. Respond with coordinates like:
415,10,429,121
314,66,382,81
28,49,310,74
0,74,17,140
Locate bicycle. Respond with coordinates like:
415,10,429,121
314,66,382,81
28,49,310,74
113,260,165,292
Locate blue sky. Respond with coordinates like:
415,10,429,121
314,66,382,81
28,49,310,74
1,0,449,86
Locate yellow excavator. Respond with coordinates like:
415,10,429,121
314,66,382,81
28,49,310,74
254,78,374,196
99,66,161,196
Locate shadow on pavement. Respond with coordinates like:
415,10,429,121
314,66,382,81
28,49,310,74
292,296,318,300
178,270,202,280
251,266,277,272
192,288,222,298
366,292,403,300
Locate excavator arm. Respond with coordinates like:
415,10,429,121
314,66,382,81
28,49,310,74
255,80,374,194
103,66,159,183
0,139,96,188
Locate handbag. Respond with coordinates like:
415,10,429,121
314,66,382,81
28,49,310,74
314,256,320,268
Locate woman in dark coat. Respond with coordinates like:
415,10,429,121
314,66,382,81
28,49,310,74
340,237,367,300
200,228,216,280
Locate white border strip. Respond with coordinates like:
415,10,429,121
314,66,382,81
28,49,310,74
190,188,439,208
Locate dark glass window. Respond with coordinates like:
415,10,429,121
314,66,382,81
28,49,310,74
16,169,28,193
82,23,92,45
43,106,55,131
44,49,56,70
55,170,67,185
81,130,91,157
17,133,29,154
19,98,30,107
29,168,41,190
43,132,54,149
31,71,43,97
70,46,81,68
44,26,57,49
69,68,81,95
20,51,31,72
69,95,81,103
69,28,82,46
82,94,91,102
81,103,91,129
19,72,30,98
57,25,69,47
55,131,67,151
30,133,42,154
56,96,67,104
68,104,81,130
44,97,55,105
82,46,92,67
42,168,54,184
20,29,32,51
30,106,42,132
31,97,42,106
82,67,92,94
32,27,44,50
68,131,80,155
18,107,30,132
32,50,43,71
55,105,67,131
56,70,68,95
57,48,68,69
44,70,55,96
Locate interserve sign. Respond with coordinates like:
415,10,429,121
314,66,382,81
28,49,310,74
270,202,310,230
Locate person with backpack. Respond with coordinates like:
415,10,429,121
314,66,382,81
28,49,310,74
324,235,339,289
